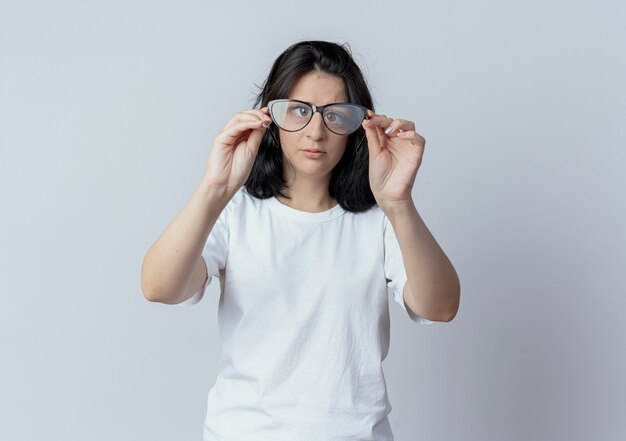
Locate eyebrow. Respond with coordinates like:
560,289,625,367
291,98,350,106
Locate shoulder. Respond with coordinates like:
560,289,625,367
225,187,252,211
342,203,388,236
223,186,269,221
354,204,394,236
215,187,247,226
233,186,267,210
354,203,386,224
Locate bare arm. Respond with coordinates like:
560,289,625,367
141,182,231,304
387,201,460,322
141,106,271,304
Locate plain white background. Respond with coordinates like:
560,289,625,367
1,1,624,440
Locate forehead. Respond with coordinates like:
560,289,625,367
288,71,348,104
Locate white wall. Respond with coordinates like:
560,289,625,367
1,1,624,440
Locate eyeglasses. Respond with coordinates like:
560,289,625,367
268,99,368,136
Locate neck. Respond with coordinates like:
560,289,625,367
276,174,336,212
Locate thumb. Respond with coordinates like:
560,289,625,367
362,117,381,158
247,124,267,153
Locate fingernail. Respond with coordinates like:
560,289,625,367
384,124,394,134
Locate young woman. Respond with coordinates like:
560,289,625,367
142,40,460,441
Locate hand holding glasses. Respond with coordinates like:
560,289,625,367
202,106,272,199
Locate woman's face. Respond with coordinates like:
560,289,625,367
277,71,349,182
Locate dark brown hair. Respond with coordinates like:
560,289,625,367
244,40,378,212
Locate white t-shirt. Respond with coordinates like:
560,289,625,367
181,187,434,441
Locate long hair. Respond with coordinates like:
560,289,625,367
244,40,377,213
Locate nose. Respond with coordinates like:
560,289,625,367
306,111,326,139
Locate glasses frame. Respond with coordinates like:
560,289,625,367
267,99,368,136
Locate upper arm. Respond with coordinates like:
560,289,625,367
181,254,208,303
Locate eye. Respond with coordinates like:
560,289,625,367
325,112,345,123
289,105,311,117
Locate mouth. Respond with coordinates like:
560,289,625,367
302,149,325,153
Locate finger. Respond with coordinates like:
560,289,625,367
224,111,271,131
366,109,387,117
241,107,271,119
396,130,426,148
367,115,395,131
245,118,267,151
383,119,412,136
395,131,417,146
217,119,267,142
237,109,272,123
364,113,392,147
249,107,272,122
385,119,416,134
362,116,382,156
374,124,387,149
397,130,425,142
366,113,416,138
396,129,416,137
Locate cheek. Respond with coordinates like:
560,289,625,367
279,131,298,149
332,138,349,156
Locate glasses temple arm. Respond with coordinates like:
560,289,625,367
354,132,367,152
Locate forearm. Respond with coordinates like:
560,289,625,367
141,181,230,303
385,201,460,321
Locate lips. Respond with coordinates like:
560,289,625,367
303,149,325,153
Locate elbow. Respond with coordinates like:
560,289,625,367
141,269,159,302
141,257,169,303
141,271,167,303
442,306,458,322
410,280,461,322
432,276,461,322
141,281,185,305
432,306,457,323
141,258,158,302
142,279,175,303
443,284,461,322
141,283,160,303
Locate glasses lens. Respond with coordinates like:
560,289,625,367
323,104,365,135
269,100,365,135
269,100,312,132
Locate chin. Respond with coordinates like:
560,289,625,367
294,164,334,178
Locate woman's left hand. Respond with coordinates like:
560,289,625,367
361,109,426,210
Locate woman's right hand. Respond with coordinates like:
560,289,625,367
201,106,273,198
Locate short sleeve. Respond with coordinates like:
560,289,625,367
180,206,229,307
383,213,434,325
